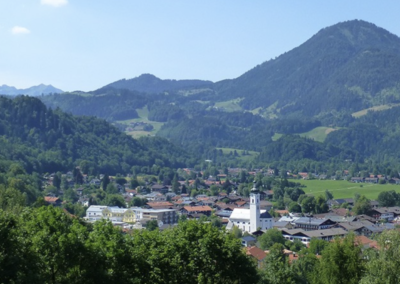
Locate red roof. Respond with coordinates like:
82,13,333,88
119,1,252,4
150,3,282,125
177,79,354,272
44,196,59,202
246,246,267,261
184,206,213,212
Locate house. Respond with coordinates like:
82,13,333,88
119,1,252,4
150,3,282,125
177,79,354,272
147,201,175,209
351,177,364,183
150,184,169,194
44,196,62,207
241,235,257,247
293,217,336,231
365,177,379,183
370,207,400,222
281,228,348,245
182,206,213,216
246,246,267,268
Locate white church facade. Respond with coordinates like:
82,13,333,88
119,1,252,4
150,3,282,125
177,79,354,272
226,183,274,233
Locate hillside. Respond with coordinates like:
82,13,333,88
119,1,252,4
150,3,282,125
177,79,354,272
0,96,195,174
104,73,213,94
37,20,400,170
213,20,400,118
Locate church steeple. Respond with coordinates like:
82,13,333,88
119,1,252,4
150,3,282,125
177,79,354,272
250,181,260,232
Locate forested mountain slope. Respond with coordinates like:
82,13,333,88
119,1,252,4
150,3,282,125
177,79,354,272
38,20,400,170
0,96,195,174
213,20,400,118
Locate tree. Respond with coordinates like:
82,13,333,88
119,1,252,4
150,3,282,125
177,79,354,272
260,243,299,284
314,195,329,214
377,190,399,207
259,228,286,250
301,196,315,214
231,225,243,238
102,174,110,191
171,174,180,194
146,220,159,231
312,233,364,284
135,220,260,283
106,183,118,194
103,194,126,207
353,195,372,215
360,230,400,284
325,190,333,201
288,201,302,213
18,206,90,283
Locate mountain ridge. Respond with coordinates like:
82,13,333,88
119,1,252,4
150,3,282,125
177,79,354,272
0,84,63,96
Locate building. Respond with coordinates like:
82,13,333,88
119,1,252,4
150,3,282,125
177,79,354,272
85,205,178,225
226,182,273,233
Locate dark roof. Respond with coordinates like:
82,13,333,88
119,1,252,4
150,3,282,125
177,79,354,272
294,217,334,226
260,211,272,219
241,236,256,242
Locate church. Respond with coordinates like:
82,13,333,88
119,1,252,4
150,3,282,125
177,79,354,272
226,182,274,233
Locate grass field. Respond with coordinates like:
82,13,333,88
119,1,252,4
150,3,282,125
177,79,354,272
116,106,164,139
217,147,259,162
272,127,339,143
351,103,400,118
210,98,243,112
299,127,340,142
295,179,400,200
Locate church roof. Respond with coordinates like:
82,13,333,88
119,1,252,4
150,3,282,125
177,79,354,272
229,208,270,220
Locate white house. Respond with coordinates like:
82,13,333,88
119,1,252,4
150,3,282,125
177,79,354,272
226,182,273,233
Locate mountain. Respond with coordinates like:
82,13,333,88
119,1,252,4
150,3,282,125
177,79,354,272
38,20,400,170
104,73,213,94
213,20,400,118
0,84,63,96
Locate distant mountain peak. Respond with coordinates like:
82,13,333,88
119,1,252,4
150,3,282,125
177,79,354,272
102,74,213,94
0,84,63,96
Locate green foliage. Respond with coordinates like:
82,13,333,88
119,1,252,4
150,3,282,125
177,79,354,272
312,233,364,284
353,195,372,215
259,228,286,250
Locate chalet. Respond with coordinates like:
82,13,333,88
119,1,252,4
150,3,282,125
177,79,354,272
150,184,169,194
293,217,336,231
365,177,379,183
336,221,385,237
182,205,213,216
280,228,348,245
370,207,400,222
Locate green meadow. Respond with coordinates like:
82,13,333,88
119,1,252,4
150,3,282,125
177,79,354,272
117,106,164,139
294,179,400,200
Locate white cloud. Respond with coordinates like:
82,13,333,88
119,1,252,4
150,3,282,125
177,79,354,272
41,0,68,7
11,26,30,35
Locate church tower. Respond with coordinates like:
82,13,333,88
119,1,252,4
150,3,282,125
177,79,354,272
250,181,260,232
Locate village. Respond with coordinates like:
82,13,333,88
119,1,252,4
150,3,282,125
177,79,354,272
40,165,400,264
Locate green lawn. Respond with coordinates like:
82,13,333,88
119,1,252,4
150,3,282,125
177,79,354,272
295,179,400,200
116,106,164,138
299,127,339,142
351,103,400,118
217,147,259,162
210,98,243,112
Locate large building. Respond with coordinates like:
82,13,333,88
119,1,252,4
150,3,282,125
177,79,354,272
85,205,178,225
226,183,273,233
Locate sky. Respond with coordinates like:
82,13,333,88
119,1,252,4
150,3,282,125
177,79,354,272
1,1,400,92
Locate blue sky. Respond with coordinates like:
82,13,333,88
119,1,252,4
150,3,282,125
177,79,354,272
1,0,400,92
